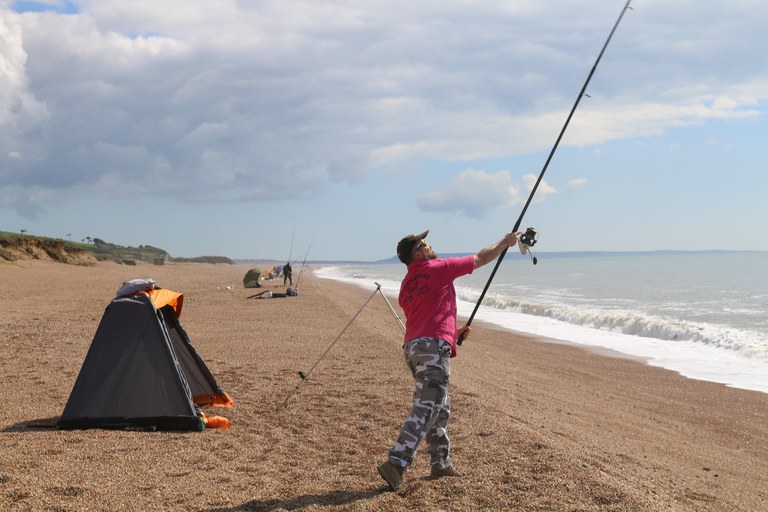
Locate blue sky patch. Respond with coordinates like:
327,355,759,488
11,1,79,14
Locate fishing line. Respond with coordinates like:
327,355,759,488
459,0,633,345
280,285,380,408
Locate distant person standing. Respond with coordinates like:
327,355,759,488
377,229,520,492
283,262,293,286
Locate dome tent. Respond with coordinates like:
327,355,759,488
58,280,232,431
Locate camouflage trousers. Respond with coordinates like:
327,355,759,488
388,337,452,470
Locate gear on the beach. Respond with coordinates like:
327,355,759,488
281,284,382,408
59,285,233,431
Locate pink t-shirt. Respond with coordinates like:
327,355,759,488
399,255,475,357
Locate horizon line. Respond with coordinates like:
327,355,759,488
235,248,766,264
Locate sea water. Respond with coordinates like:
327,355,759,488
315,252,768,394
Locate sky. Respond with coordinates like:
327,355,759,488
1,0,767,261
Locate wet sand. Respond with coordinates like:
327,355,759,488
1,260,766,511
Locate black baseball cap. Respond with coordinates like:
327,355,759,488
396,230,429,264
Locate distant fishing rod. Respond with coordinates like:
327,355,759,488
294,240,313,290
459,0,633,346
287,229,295,263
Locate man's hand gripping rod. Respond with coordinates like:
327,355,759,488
458,0,632,346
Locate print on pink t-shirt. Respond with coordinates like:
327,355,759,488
399,255,474,356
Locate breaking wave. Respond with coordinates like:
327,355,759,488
457,288,768,361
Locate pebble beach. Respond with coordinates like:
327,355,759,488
1,260,766,511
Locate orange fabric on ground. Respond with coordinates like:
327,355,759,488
202,415,231,429
193,392,234,408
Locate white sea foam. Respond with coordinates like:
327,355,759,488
315,253,768,394
463,288,768,359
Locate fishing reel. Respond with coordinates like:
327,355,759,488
518,227,538,265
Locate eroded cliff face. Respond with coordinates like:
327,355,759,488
0,238,97,266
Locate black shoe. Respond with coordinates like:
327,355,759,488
377,461,404,491
431,465,462,478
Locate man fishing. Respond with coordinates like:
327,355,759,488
377,229,520,491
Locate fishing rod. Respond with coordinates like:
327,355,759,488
280,284,381,408
293,239,314,290
287,228,295,263
459,0,633,346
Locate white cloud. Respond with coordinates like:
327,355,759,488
522,173,557,202
568,177,588,188
0,13,50,144
418,169,521,219
2,0,768,219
